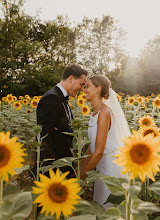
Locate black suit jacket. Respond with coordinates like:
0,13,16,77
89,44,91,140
36,85,74,167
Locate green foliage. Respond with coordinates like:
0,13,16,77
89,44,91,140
76,16,126,76
0,183,32,220
0,0,76,98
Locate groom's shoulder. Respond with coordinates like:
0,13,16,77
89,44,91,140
42,86,60,99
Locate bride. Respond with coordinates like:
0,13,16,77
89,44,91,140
80,75,130,208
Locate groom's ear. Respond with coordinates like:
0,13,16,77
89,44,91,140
68,75,74,83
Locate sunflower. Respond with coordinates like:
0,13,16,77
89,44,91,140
33,96,39,100
157,94,160,98
128,97,135,105
13,101,22,110
6,94,13,103
25,95,31,100
134,94,140,98
30,99,38,108
151,93,155,97
145,98,149,103
134,101,139,106
0,131,26,182
69,96,74,102
2,97,6,102
114,131,160,182
138,115,155,128
22,99,28,105
79,93,86,101
141,105,145,110
68,101,72,107
32,168,81,219
140,126,160,138
116,94,122,102
12,96,17,101
71,119,81,129
147,96,151,99
26,109,32,114
77,98,85,107
137,96,144,104
81,105,90,115
153,98,160,108
19,96,24,100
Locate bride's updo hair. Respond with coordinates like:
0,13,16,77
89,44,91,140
89,75,111,99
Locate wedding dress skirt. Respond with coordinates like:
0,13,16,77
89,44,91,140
88,108,126,206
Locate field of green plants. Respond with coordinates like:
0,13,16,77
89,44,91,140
0,92,160,220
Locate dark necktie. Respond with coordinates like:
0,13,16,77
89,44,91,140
64,95,72,121
65,95,69,102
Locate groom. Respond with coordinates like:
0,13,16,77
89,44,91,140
35,64,88,175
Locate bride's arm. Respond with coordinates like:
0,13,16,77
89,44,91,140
80,109,111,179
80,147,91,172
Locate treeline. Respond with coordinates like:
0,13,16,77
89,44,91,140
0,0,160,97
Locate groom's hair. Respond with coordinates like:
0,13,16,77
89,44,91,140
62,64,88,80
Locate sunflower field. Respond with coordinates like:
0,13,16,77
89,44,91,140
1,92,160,220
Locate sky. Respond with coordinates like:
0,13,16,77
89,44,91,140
22,0,160,57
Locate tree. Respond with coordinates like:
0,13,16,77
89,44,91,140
138,35,160,95
75,15,126,76
0,0,76,97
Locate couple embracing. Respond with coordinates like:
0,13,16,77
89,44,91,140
36,63,130,208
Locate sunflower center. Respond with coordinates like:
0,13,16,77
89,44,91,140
129,99,134,103
48,183,68,203
33,101,37,106
0,145,11,167
83,107,87,112
142,119,151,126
130,144,151,164
155,100,160,105
144,129,156,137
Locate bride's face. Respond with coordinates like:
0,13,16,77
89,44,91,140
84,79,100,101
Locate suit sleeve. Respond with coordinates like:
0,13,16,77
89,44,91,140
37,94,63,136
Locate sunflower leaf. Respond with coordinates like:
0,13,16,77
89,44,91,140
74,200,104,218
68,214,97,220
38,212,62,219
3,191,32,220
117,200,126,219
131,201,160,215
80,139,91,152
148,180,160,195
101,207,124,220
122,182,141,196
100,176,125,196
0,199,14,219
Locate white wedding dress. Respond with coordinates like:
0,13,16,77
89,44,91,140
88,108,126,206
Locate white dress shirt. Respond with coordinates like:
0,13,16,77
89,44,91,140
56,83,72,121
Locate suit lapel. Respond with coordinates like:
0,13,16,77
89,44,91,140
55,86,71,121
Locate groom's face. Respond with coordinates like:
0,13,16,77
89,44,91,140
69,74,86,97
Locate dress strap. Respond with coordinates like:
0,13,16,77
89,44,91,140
98,107,115,122
98,107,112,115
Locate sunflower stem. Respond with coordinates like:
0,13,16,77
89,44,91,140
0,178,3,207
37,145,41,182
34,133,41,220
126,179,133,220
145,178,149,201
77,129,81,181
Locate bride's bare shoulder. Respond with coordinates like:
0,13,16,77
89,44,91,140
98,107,111,118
